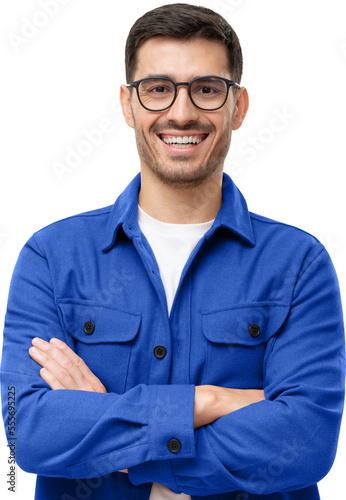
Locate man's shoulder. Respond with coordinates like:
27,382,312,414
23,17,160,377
32,204,113,248
249,211,322,248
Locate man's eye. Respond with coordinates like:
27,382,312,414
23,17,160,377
196,86,218,94
154,86,166,93
147,86,171,94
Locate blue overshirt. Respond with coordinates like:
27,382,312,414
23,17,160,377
1,172,345,500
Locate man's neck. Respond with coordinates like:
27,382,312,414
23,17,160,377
137,167,223,224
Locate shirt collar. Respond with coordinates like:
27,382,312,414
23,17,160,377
102,171,255,252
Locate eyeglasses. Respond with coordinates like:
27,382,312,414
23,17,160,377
127,76,240,112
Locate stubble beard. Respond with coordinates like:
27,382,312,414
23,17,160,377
134,117,234,190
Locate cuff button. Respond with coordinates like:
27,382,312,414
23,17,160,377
167,438,181,453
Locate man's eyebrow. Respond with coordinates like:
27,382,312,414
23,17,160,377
140,73,209,81
142,74,182,80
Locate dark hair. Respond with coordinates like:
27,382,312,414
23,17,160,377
125,3,243,87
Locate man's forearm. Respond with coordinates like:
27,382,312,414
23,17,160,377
119,386,265,473
194,385,265,428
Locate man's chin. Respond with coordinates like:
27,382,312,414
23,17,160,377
149,164,218,189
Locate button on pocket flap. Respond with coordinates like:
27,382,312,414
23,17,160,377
57,300,141,344
202,303,290,346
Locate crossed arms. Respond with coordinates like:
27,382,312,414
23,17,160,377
28,335,265,474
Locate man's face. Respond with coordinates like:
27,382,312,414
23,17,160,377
121,37,246,189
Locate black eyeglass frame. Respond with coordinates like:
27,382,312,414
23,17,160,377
127,75,241,112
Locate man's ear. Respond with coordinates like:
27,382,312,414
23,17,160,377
120,84,135,129
232,87,249,131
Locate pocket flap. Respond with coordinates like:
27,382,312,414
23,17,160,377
57,299,141,344
202,303,290,346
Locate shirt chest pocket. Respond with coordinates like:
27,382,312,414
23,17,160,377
201,303,290,388
57,300,141,393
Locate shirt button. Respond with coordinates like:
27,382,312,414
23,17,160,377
154,345,167,359
248,323,260,338
84,321,95,335
167,438,181,453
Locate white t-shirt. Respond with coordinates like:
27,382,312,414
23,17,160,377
138,204,215,500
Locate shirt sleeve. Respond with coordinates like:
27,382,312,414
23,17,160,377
128,245,346,496
0,235,196,478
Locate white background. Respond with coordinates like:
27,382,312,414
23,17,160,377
0,0,345,498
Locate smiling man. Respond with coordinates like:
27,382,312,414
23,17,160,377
125,35,243,195
1,3,345,500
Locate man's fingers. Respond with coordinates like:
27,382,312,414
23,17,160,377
50,338,106,392
29,337,107,393
49,338,99,382
29,344,78,389
49,338,107,392
40,368,65,390
31,338,85,386
32,337,91,388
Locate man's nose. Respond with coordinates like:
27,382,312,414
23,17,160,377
165,85,200,123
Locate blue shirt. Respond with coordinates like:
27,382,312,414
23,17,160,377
1,172,345,500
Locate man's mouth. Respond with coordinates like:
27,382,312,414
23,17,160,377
158,133,209,149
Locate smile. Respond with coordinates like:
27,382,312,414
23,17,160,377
158,134,209,149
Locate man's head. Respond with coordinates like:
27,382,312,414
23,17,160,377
125,3,243,90
120,3,249,190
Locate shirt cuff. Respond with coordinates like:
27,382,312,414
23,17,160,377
128,384,196,487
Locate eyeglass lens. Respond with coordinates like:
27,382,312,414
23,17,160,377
137,77,228,111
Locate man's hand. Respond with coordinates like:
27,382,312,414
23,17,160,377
29,337,107,392
28,337,128,473
194,385,265,429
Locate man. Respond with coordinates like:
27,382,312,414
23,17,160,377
1,3,344,500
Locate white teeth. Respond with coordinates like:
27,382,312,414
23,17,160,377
161,135,204,146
